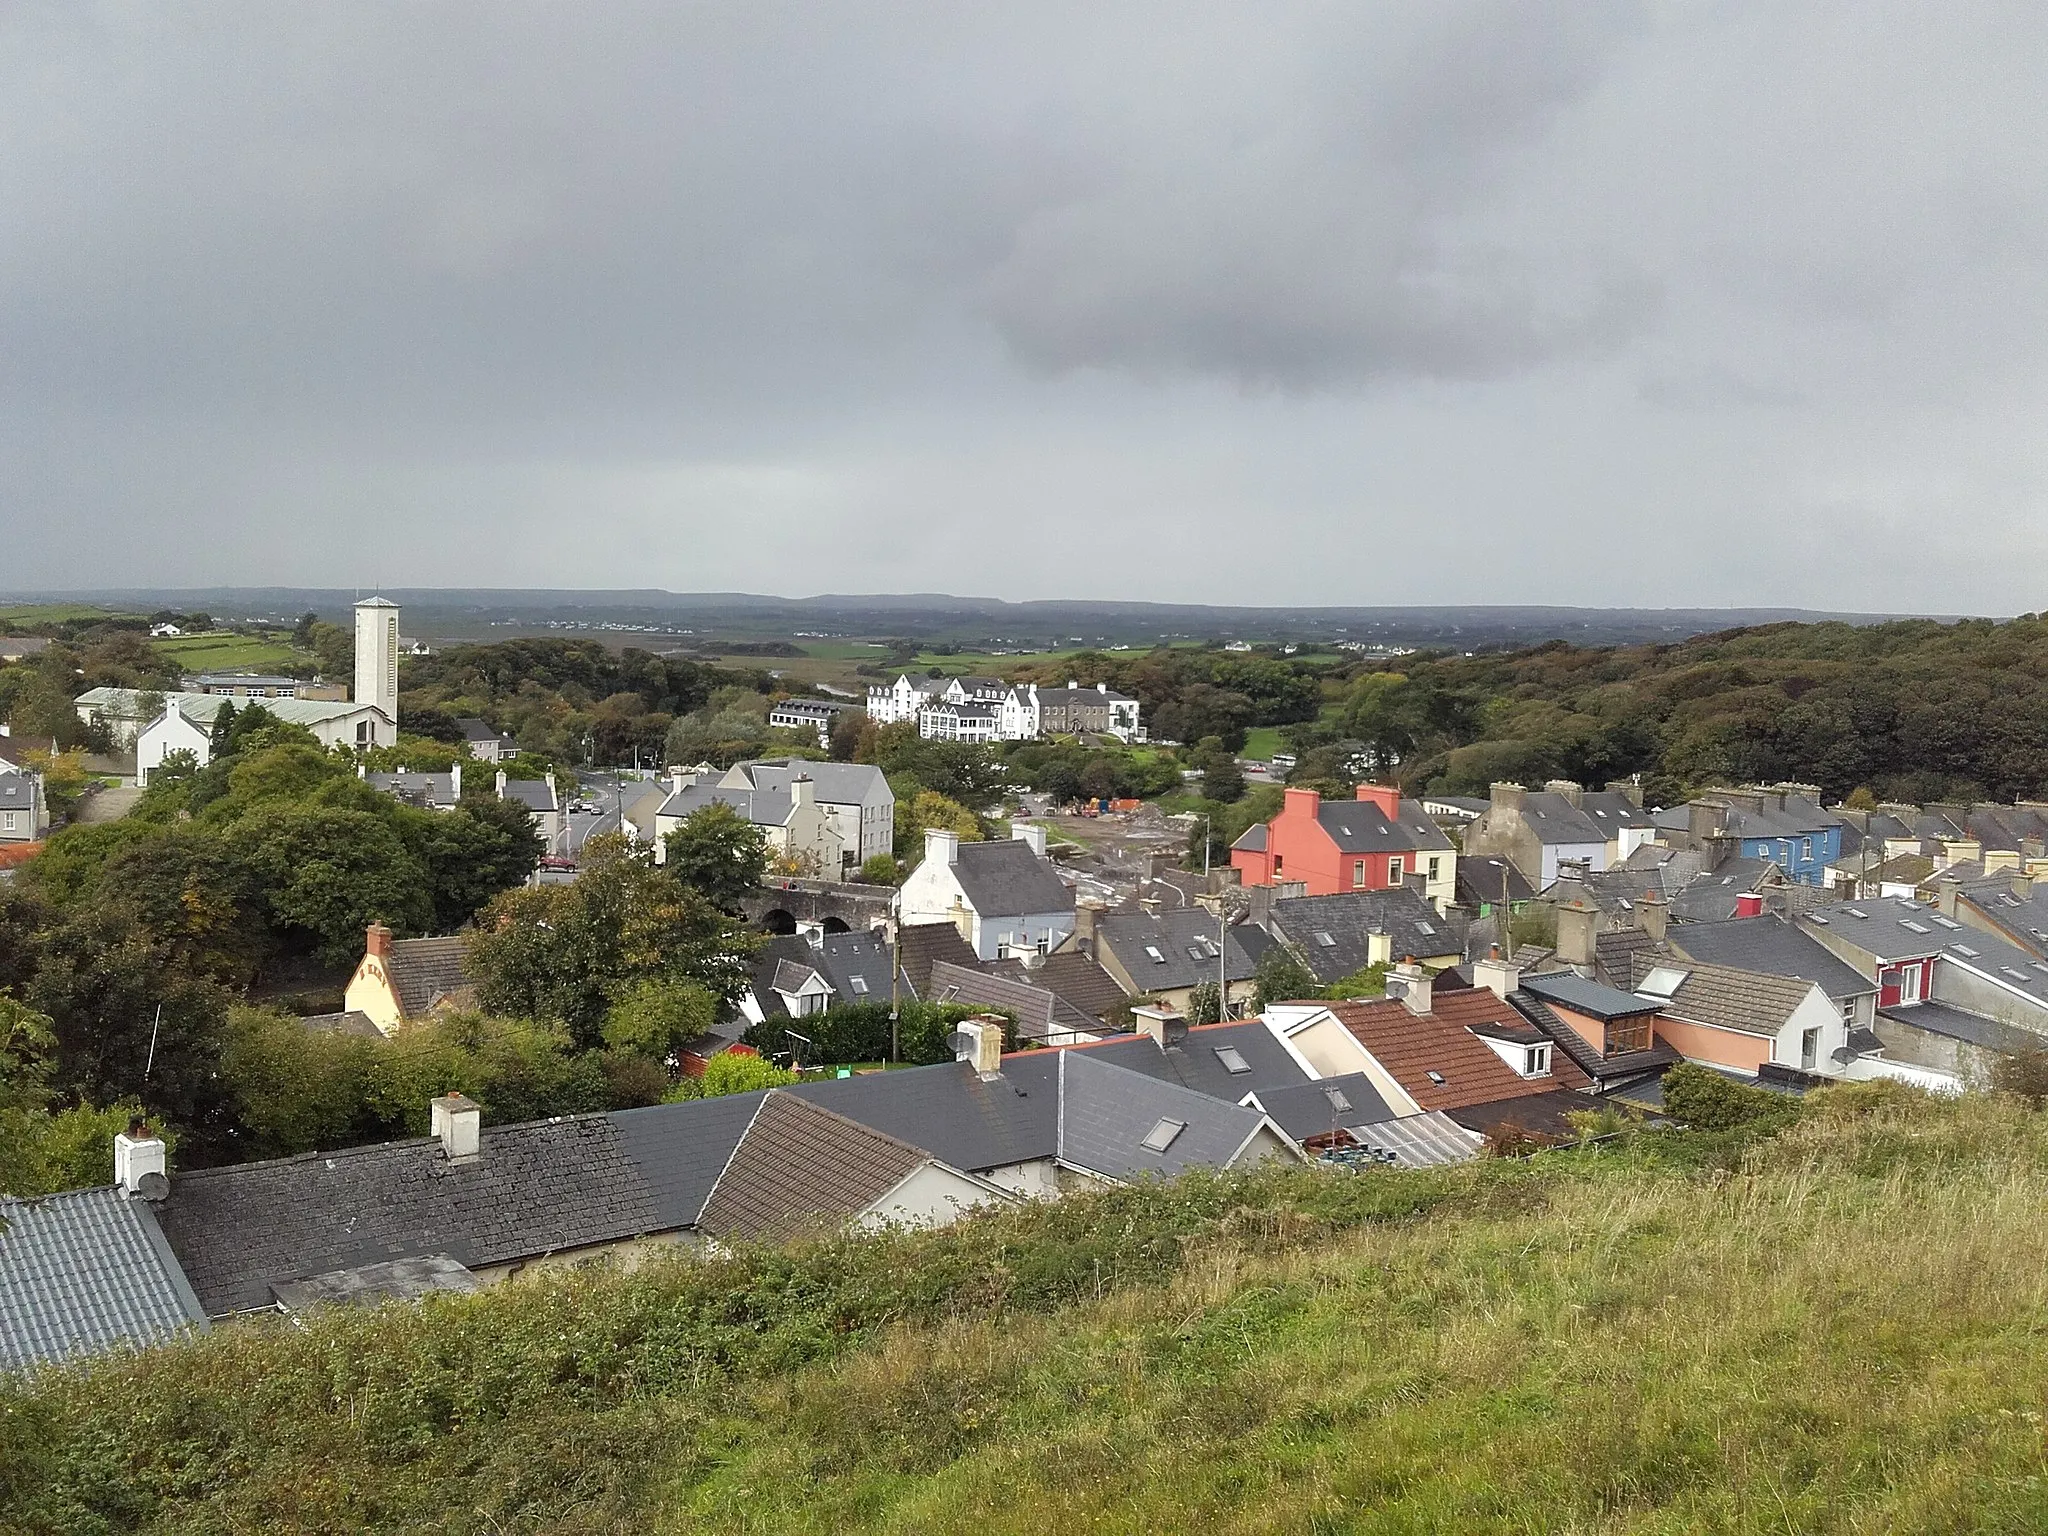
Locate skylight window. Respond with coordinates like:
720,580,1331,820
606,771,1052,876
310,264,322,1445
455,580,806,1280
1810,914,1831,925
1187,945,1206,962
849,976,869,994
1416,920,1436,935
1846,908,1868,919
1144,946,1167,964
1931,915,1962,929
1314,931,1337,947
1639,966,1689,999
1140,1118,1186,1153
1214,1046,1251,1075
2005,968,2034,983
1900,920,1930,934
1321,1087,1353,1113
1425,1070,1446,1086
1951,945,1980,958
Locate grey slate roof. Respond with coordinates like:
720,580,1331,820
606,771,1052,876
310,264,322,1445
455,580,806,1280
658,782,793,827
927,961,1103,1042
364,770,459,809
949,839,1074,918
500,778,558,813
1456,856,1534,907
0,1186,208,1370
156,1115,667,1317
815,930,894,1005
1670,858,1783,922
299,1009,385,1038
1954,878,2048,957
1313,799,1401,853
1095,908,1260,991
1667,916,1875,1000
1055,1050,1296,1181
1266,888,1464,983
787,1058,1058,1174
747,934,821,1019
1800,896,1957,961
608,1091,773,1231
983,952,1133,1023
1231,822,1268,853
270,1253,480,1312
1072,1020,1312,1099
1253,1073,1397,1140
1879,1001,2048,1057
455,717,511,743
1518,792,1607,847
385,936,475,1019
1519,971,1662,1021
895,921,985,999
729,758,892,810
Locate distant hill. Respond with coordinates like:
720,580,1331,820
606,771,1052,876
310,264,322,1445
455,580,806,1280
0,586,1956,650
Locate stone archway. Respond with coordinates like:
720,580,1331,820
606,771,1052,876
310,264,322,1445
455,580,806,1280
760,908,798,935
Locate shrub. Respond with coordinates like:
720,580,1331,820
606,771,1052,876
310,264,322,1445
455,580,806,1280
1659,1062,1803,1133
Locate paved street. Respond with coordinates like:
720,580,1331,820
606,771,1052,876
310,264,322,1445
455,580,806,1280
566,771,625,857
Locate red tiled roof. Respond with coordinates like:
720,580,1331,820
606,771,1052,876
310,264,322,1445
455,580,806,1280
1330,994,1587,1110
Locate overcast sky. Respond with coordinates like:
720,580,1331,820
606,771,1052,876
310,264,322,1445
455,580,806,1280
4,3,2046,610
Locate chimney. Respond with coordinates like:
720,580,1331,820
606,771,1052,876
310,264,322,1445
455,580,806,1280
1131,1004,1187,1049
1733,892,1765,919
1073,902,1100,953
1606,775,1644,808
450,760,462,799
1354,783,1400,818
1473,944,1522,1001
1391,959,1434,1015
366,922,393,961
792,774,815,807
1936,877,1961,921
1490,781,1527,813
953,1015,1006,1078
1638,892,1669,942
1282,786,1321,820
1556,902,1599,967
1247,883,1274,929
1545,779,1585,808
1012,821,1048,856
113,1118,168,1199
1687,800,1729,841
925,826,960,866
432,1093,482,1161
1366,927,1393,966
1097,681,1108,693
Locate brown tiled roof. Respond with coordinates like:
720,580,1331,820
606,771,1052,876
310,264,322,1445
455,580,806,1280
1638,956,1816,1037
1594,927,1659,989
697,1092,929,1244
1331,995,1580,1111
985,952,1133,1023
896,921,982,998
386,936,476,1019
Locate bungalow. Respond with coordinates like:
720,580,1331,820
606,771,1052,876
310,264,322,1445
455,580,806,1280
76,687,394,766
1230,784,1456,908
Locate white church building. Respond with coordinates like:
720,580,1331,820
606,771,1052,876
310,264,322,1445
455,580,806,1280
80,596,404,784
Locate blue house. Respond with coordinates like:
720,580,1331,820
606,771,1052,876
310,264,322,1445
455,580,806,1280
1653,788,1843,886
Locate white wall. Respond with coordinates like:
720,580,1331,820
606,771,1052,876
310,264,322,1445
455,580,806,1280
855,1163,1014,1231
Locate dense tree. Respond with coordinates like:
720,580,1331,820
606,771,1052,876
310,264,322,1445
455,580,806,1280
662,802,769,912
665,1051,797,1100
1253,945,1319,1010
239,806,436,965
1188,737,1245,803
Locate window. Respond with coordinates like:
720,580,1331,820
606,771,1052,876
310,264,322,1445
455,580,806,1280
849,976,868,995
1416,920,1435,936
1214,1046,1252,1075
1141,1118,1186,1153
1353,860,1366,885
1314,931,1337,948
1144,945,1167,964
1606,1016,1652,1055
0,812,13,832
1427,857,1440,879
1951,944,1980,958
1389,857,1404,882
1800,1027,1820,1072
1321,1086,1353,1113
1931,914,1962,930
1187,945,1206,962
1900,919,1930,935
1840,998,1857,1025
1526,1045,1551,1076
1425,1070,1446,1086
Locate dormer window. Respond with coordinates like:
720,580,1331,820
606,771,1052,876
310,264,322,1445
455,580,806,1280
1525,1045,1551,1077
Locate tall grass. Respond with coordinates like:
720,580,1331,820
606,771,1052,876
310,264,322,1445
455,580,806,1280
10,1087,2048,1532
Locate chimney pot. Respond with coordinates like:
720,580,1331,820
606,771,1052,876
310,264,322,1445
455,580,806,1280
431,1092,482,1161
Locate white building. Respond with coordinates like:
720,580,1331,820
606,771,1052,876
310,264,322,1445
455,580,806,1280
896,825,1077,959
766,697,853,748
354,596,401,729
866,674,944,725
127,693,398,783
919,700,999,743
721,758,895,870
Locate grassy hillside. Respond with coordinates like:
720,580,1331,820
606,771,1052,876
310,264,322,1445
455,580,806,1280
10,1088,2048,1532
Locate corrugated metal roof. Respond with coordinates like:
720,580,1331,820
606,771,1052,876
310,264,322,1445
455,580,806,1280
1346,1110,1482,1168
0,1186,207,1370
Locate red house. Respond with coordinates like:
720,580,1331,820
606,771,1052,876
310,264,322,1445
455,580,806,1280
1231,785,1450,898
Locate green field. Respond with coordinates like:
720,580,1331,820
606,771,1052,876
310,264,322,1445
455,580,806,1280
1241,724,1285,760
0,603,127,630
150,632,305,674
11,1086,2048,1532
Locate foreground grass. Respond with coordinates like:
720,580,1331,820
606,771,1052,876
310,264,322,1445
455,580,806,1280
8,1088,2048,1533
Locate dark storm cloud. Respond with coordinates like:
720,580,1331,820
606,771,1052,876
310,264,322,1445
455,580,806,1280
2,3,2047,608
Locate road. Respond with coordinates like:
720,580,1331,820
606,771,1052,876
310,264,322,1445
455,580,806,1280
565,771,625,857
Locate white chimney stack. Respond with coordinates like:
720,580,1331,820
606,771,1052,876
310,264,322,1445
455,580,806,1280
953,1016,1006,1078
1391,960,1435,1016
926,827,960,866
1473,945,1522,1001
1131,1004,1187,1049
1012,821,1048,857
113,1121,168,1198
431,1093,482,1161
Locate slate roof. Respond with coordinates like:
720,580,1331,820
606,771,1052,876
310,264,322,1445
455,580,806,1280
156,1115,666,1317
949,839,1074,917
697,1093,932,1244
1800,896,1956,961
1653,792,1841,841
1265,887,1463,984
896,921,983,999
1953,879,2048,957
729,759,893,809
270,1253,480,1312
771,958,828,998
983,952,1133,1023
608,1091,773,1231
1666,916,1875,1000
657,782,793,828
927,961,1103,1042
1443,1089,1604,1140
1456,855,1534,908
1331,998,1563,1112
1231,822,1268,853
384,936,476,1019
1068,1019,1313,1100
1253,1074,1397,1139
1593,927,1660,990
787,1059,1057,1174
1878,1002,2048,1057
364,770,460,809
1517,792,1607,847
1055,1050,1296,1181
74,688,380,730
1669,858,1785,922
815,930,894,1005
0,1187,208,1370
1640,959,1818,1037
501,778,558,814
1518,972,1662,1022
1095,908,1259,991
1578,790,1654,832
1313,800,1401,853
454,717,512,744
747,934,823,1019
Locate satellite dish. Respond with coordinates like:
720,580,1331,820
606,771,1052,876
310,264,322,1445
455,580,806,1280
134,1171,170,1202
